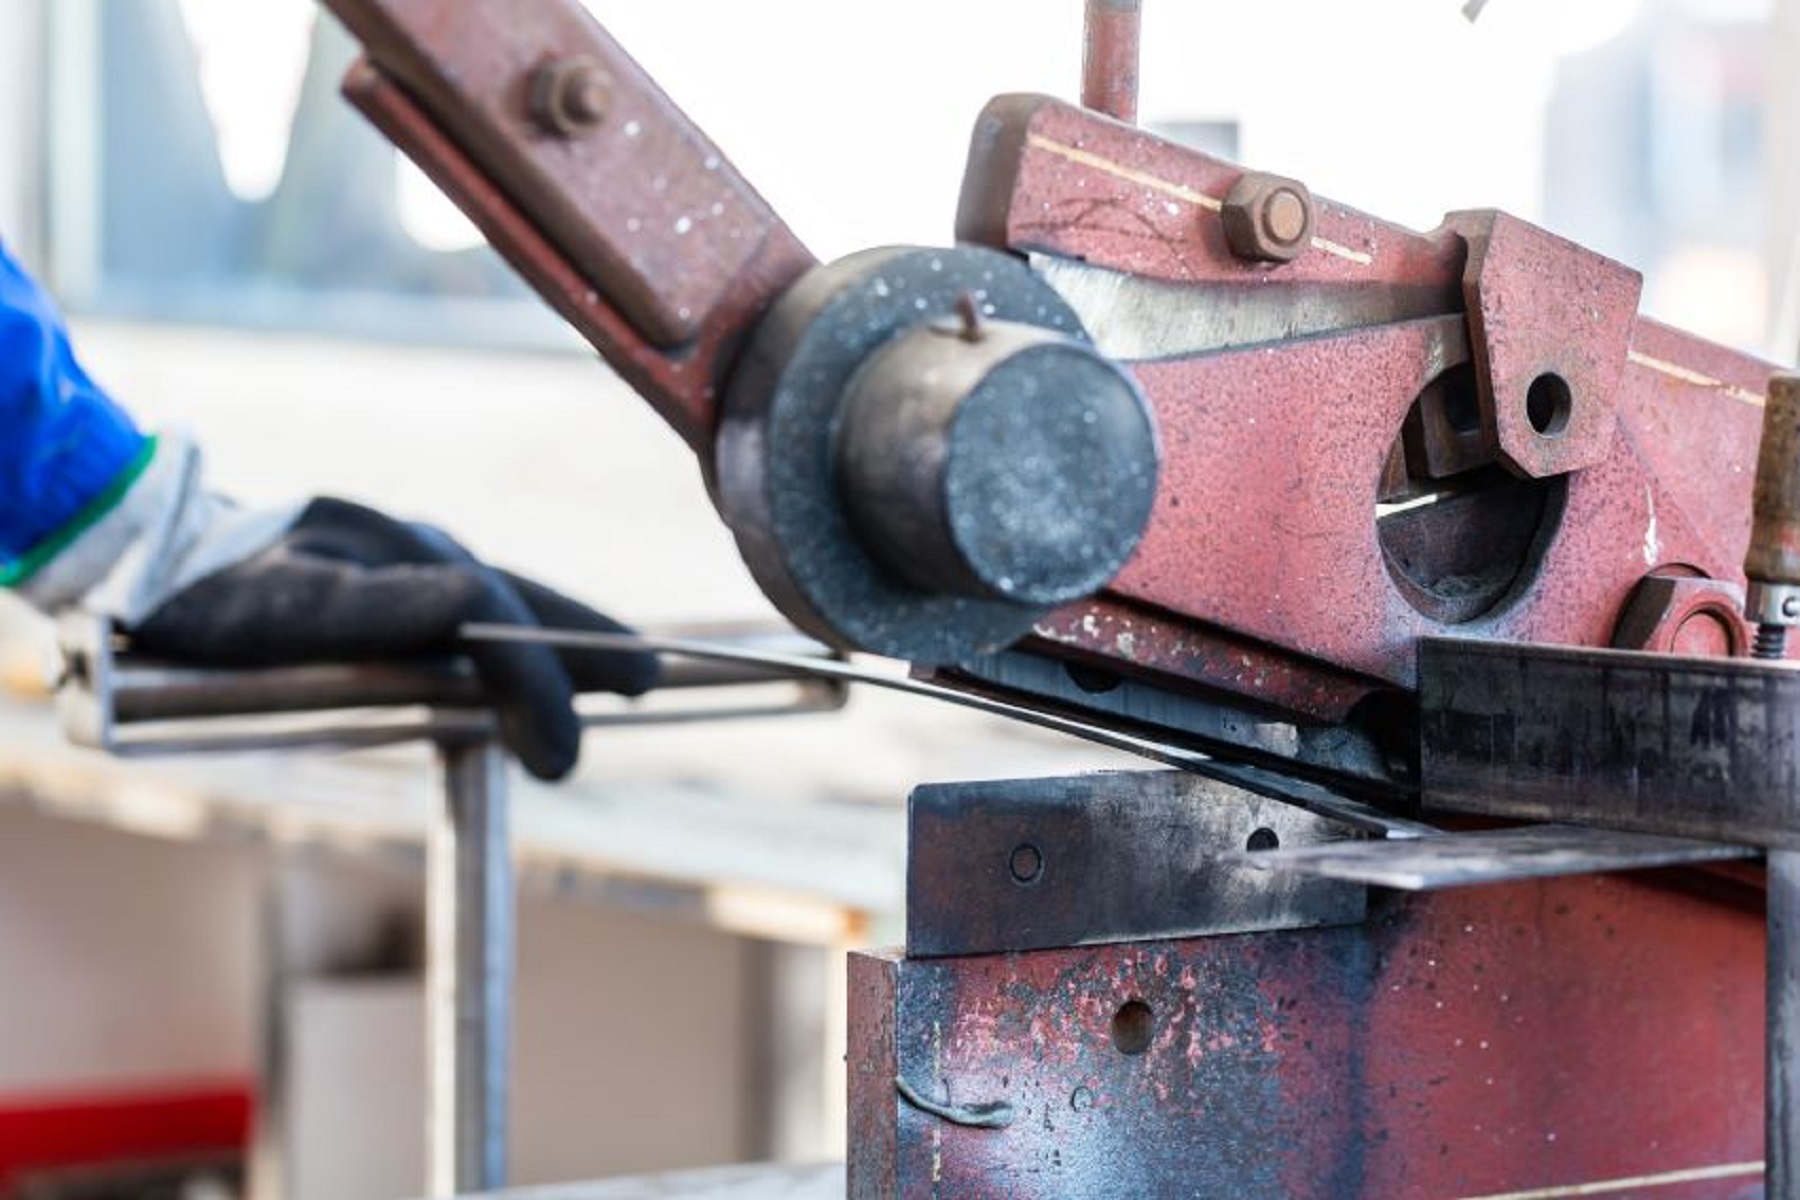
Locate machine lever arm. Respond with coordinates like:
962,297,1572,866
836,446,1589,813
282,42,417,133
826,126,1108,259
323,0,817,451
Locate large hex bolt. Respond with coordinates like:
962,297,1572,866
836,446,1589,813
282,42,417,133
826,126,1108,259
835,304,1159,608
1745,373,1800,660
530,57,611,138
1611,572,1749,657
1220,172,1315,264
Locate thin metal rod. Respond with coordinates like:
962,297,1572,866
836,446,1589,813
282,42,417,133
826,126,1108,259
1082,0,1141,124
1772,848,1800,1197
459,624,1433,840
105,633,829,724
428,739,512,1195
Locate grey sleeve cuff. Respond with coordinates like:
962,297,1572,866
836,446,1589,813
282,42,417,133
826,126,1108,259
19,432,303,626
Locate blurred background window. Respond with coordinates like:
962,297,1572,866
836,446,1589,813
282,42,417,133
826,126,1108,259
45,0,565,349
1542,0,1776,351
26,0,1798,358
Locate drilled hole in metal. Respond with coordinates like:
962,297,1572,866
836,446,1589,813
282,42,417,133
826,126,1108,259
1111,1000,1154,1056
1064,662,1122,694
1526,372,1573,437
1245,827,1280,852
1009,843,1044,885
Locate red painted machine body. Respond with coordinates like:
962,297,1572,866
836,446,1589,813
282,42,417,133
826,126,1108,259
963,96,1778,721
851,873,1766,1199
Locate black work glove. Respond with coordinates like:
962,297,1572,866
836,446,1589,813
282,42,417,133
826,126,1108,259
128,497,660,780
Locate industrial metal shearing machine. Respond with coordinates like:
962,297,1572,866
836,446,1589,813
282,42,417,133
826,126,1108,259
62,1,1800,1195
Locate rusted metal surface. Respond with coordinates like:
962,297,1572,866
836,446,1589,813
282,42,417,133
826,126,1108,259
1611,571,1751,656
333,23,814,451
1081,0,1141,124
1221,172,1316,264
1027,597,1387,724
959,94,1782,714
957,95,1467,297
1449,211,1640,479
1746,374,1800,659
1749,373,1800,589
905,772,1364,957
326,0,801,347
850,874,1765,1198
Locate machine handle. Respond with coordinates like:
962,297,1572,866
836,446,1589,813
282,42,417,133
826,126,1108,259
325,0,817,451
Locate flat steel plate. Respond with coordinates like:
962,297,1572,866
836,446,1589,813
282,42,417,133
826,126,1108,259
1421,637,1800,848
907,770,1366,957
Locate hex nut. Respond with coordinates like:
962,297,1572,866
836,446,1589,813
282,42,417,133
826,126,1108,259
530,58,611,137
1221,172,1315,263
1611,573,1749,657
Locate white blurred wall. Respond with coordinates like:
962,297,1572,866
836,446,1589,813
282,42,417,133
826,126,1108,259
583,1,1578,259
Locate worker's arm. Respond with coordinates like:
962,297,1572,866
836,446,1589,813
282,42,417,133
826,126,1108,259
0,241,656,779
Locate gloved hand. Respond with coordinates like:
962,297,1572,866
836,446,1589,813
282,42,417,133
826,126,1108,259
128,496,660,780
1,238,654,780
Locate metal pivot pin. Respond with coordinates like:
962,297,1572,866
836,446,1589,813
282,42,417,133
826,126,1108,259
1743,369,1800,1197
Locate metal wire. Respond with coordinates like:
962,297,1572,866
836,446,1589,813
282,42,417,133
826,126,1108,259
458,623,1436,840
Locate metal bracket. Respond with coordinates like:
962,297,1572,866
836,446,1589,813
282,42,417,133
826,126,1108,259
906,770,1368,957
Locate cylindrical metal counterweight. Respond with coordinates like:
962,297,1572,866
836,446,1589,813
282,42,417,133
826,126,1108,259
836,316,1158,609
715,245,1164,664
1746,372,1800,631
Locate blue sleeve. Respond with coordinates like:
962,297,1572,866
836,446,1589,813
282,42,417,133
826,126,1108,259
0,241,150,576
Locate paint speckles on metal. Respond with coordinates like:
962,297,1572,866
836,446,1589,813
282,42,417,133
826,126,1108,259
853,874,1763,1197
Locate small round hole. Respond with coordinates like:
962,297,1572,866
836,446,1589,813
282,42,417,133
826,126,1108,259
1008,843,1044,885
1525,373,1572,437
1110,1000,1154,1056
1245,827,1281,852
1065,662,1122,695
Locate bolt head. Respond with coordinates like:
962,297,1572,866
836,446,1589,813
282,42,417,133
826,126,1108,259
1612,573,1749,656
1262,189,1309,246
531,58,612,137
1221,172,1315,264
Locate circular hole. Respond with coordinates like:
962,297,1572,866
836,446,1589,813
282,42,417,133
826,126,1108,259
1064,662,1122,695
1111,1000,1154,1056
1526,373,1573,437
1008,843,1044,885
1245,827,1281,852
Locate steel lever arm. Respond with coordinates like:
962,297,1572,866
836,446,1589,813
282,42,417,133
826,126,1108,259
323,0,817,451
